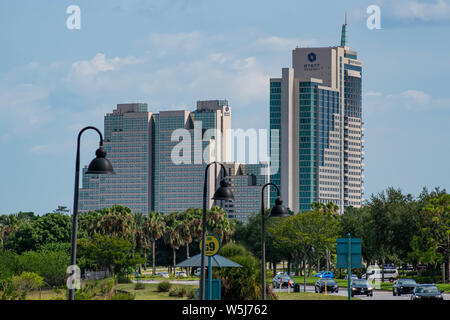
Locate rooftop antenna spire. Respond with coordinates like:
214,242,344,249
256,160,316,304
341,12,348,47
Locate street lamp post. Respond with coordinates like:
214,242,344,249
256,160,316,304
68,126,115,300
260,183,289,300
200,161,234,300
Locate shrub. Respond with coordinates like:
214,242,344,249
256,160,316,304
134,282,146,290
0,251,18,280
16,249,69,286
116,275,132,284
157,281,172,292
110,292,135,300
169,286,187,297
186,287,196,300
99,278,115,296
215,243,278,300
11,272,44,299
0,278,26,300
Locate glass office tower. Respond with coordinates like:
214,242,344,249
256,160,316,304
150,100,232,213
79,103,151,213
269,23,364,214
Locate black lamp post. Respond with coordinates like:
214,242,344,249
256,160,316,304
261,183,289,300
200,161,234,300
68,126,115,300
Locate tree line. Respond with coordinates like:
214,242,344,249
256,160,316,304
1,186,449,288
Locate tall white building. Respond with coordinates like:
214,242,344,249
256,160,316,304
270,22,364,214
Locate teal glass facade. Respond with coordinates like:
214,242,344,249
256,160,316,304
269,81,281,206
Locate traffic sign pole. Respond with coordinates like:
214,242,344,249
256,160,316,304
199,234,221,300
347,233,351,300
208,255,212,300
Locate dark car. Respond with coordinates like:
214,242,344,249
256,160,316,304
393,279,417,296
411,284,444,301
351,279,373,297
315,278,339,293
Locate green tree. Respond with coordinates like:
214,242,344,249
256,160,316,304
78,235,143,276
206,206,235,244
147,212,166,275
34,213,72,247
233,210,287,276
215,243,277,300
163,214,184,273
4,220,39,253
16,248,70,287
410,193,450,283
11,272,44,299
365,188,412,281
134,212,151,270
269,208,339,275
85,205,135,240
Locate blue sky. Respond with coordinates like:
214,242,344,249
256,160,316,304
1,0,449,214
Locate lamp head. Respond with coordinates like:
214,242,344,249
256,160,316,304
86,147,115,175
269,197,289,218
212,179,234,201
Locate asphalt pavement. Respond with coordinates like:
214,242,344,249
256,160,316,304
273,285,450,300
134,279,449,300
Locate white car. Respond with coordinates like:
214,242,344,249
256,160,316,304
157,272,170,278
175,271,187,277
195,268,207,277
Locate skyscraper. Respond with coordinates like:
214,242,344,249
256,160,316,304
222,162,270,223
79,103,152,213
150,100,232,213
79,100,235,215
270,22,364,214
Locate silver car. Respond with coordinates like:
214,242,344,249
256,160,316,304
272,273,294,288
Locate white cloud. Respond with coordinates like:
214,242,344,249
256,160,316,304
68,53,144,82
390,0,450,21
29,145,51,155
364,89,449,115
147,31,211,55
365,91,383,97
400,89,430,104
252,36,319,52
0,84,53,134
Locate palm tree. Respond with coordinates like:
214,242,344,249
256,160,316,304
206,206,235,244
325,202,340,215
89,205,135,239
164,214,184,275
134,213,152,270
0,215,19,250
147,212,166,275
179,208,203,259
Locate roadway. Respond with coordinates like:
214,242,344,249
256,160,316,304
134,279,449,300
273,285,450,300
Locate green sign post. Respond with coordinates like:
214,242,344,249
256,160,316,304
337,234,361,300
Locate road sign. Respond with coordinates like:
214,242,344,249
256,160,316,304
337,235,362,301
200,234,221,256
337,237,362,268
